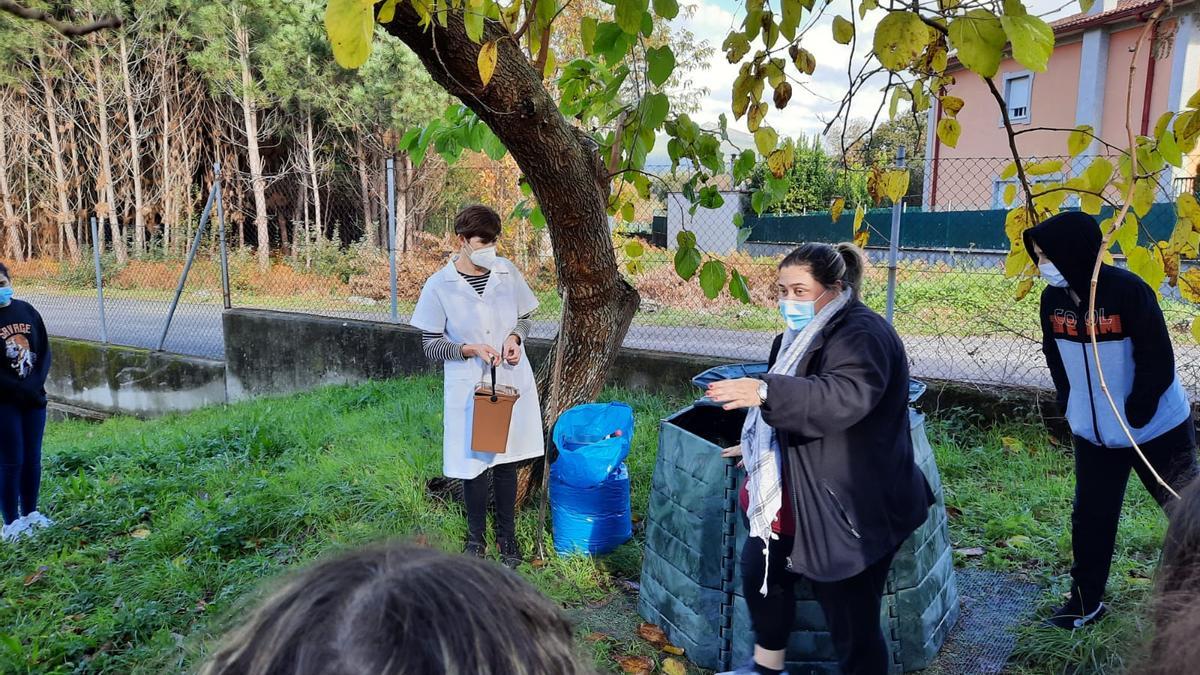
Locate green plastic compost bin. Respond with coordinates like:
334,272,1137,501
638,366,959,673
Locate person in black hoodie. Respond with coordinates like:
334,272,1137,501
0,262,53,544
708,243,934,675
1023,212,1197,629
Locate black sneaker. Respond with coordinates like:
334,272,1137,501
496,537,523,569
464,539,486,559
1043,595,1107,630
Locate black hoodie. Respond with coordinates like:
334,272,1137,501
1023,212,1190,447
0,298,51,408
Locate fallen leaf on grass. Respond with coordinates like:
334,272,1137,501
130,528,151,539
662,644,685,656
23,566,48,587
584,632,613,643
1003,535,1031,549
412,534,429,547
945,505,963,519
616,655,653,674
955,547,985,557
530,558,548,569
637,623,668,648
663,657,687,675
1000,436,1025,453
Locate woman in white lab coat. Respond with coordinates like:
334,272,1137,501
411,205,544,569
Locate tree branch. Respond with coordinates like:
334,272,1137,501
0,0,121,35
985,75,1038,221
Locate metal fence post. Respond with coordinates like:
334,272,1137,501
158,177,218,351
90,216,108,344
886,146,906,325
215,161,231,310
387,156,398,323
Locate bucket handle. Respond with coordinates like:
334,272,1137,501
489,363,498,402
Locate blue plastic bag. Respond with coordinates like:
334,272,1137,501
550,463,632,555
551,402,634,488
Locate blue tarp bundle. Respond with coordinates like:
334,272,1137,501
550,402,634,556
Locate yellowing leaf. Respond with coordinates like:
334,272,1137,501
1068,125,1093,157
1106,213,1138,256
853,204,866,233
1160,125,1183,168
1180,268,1200,303
1191,317,1200,344
791,46,816,75
1085,156,1114,193
755,126,779,155
833,16,854,45
1132,179,1155,218
478,41,499,86
1026,160,1063,176
1003,183,1017,206
377,0,398,23
663,657,687,674
131,528,151,539
942,96,965,117
1005,249,1030,278
767,145,794,178
948,10,1006,78
937,118,961,148
1001,11,1055,73
873,12,932,71
831,197,845,223
1016,277,1035,300
324,0,375,69
1179,192,1200,227
1000,162,1018,181
1127,246,1165,298
885,169,909,203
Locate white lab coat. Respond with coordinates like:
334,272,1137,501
410,256,545,480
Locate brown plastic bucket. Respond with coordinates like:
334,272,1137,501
471,365,520,453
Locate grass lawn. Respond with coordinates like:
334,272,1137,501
0,379,1174,674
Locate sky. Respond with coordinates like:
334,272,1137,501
654,0,1083,162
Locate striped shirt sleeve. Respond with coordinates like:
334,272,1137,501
421,332,466,361
511,312,533,343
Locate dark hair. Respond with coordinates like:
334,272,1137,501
201,542,593,675
779,242,865,296
455,205,502,243
1137,476,1200,675
0,262,9,280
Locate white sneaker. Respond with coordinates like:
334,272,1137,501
2,518,31,543
23,512,53,530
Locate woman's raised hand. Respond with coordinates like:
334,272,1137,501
706,377,764,411
462,343,502,366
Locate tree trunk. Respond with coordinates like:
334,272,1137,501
40,58,80,261
0,98,22,261
234,18,271,270
20,99,32,257
160,60,173,254
119,34,147,257
397,152,412,253
90,38,128,264
382,12,640,426
356,131,376,248
304,110,323,244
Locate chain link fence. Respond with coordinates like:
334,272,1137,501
15,155,1199,394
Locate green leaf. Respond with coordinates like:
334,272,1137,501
1026,159,1062,176
729,269,753,303
594,22,633,63
754,126,779,155
477,41,498,86
1003,183,1016,206
1001,10,1055,72
581,16,598,53
1079,0,1095,12
751,190,767,215
781,0,802,41
1160,125,1183,168
859,0,877,19
652,0,679,19
481,129,507,161
737,226,753,246
674,241,702,280
937,118,962,148
640,92,670,128
646,46,675,87
873,12,932,71
699,259,727,299
624,239,645,259
1126,246,1164,298
1107,213,1138,255
615,0,649,35
1000,162,1017,180
378,0,398,23
723,32,751,64
325,0,375,69
530,205,546,229
1132,178,1156,218
832,16,854,45
1067,125,1093,157
465,0,485,42
699,186,725,209
948,10,1006,78
1084,157,1114,192
733,150,757,184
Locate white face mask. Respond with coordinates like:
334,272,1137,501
465,245,497,270
1039,261,1070,288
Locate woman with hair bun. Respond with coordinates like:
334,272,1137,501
709,243,934,675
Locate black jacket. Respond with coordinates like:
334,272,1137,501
0,299,51,408
759,299,933,582
1023,212,1190,447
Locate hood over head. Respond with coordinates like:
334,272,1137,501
1023,211,1103,296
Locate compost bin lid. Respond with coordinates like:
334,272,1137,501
690,362,927,406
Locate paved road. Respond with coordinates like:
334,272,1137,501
28,290,1068,390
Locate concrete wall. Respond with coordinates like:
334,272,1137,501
223,309,731,400
47,337,226,418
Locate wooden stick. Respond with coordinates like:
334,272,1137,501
537,288,569,560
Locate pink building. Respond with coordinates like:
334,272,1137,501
924,0,1200,210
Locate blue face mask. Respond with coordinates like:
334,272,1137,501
778,290,829,331
1038,262,1070,289
0,287,11,305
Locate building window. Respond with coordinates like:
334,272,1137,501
1002,72,1033,125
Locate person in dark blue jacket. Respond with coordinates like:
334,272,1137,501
0,261,53,544
1024,212,1197,630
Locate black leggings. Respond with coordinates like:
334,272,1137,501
0,403,47,526
740,534,897,675
463,462,518,542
